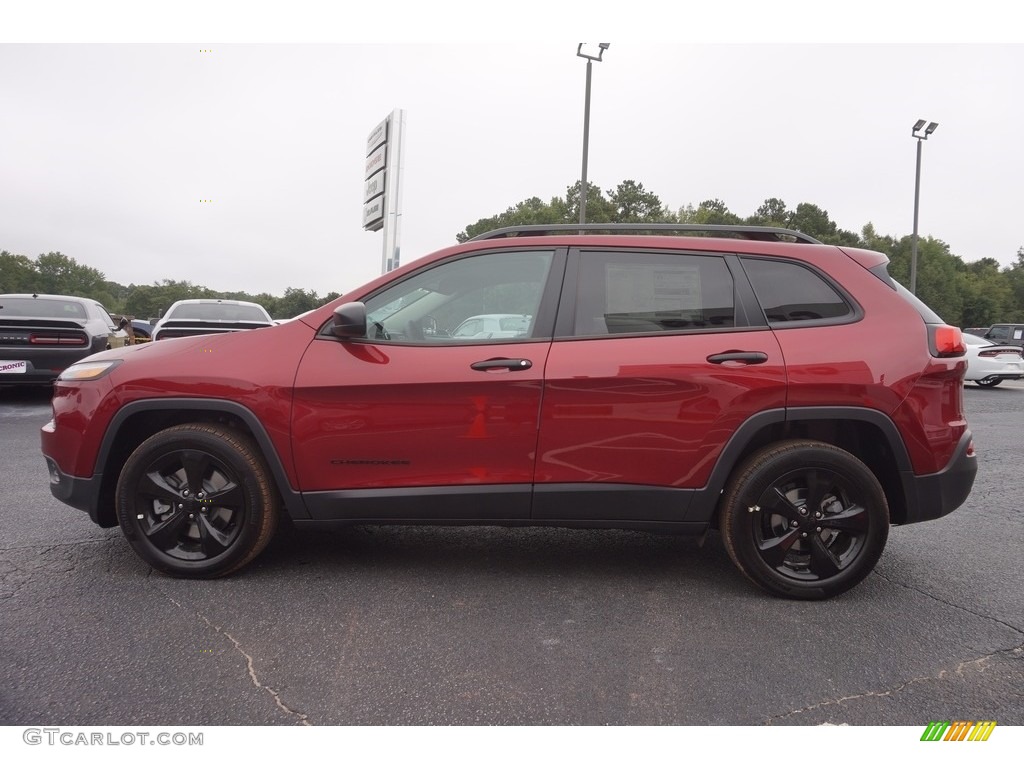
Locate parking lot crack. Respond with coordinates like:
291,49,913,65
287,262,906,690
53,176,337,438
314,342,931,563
764,643,1024,725
873,569,1024,637
157,589,311,725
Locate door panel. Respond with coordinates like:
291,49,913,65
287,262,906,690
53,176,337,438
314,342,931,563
290,247,562,521
534,247,787,522
292,340,550,497
536,332,785,491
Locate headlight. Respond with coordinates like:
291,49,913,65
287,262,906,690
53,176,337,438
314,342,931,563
58,360,121,381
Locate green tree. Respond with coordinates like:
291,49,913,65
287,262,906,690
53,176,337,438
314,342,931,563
124,279,214,320
607,180,671,222
457,179,675,242
912,237,964,325
0,251,37,293
749,197,789,227
457,196,562,242
33,252,108,300
958,258,1012,327
564,181,616,225
678,199,742,225
275,287,322,318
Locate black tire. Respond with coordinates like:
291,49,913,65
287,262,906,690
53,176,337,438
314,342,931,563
116,423,279,578
719,440,889,600
975,378,1002,387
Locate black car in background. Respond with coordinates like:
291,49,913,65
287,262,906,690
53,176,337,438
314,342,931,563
0,293,122,386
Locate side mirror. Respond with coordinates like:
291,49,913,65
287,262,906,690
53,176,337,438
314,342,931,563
331,302,368,339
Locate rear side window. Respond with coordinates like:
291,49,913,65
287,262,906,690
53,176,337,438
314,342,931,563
574,251,735,336
742,258,854,325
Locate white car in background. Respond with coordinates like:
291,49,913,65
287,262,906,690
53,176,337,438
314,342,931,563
962,333,1024,387
151,299,275,341
450,314,532,339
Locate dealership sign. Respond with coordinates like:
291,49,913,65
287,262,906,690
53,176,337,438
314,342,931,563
362,117,390,232
362,109,406,273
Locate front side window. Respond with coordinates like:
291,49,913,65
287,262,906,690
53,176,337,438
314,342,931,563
573,251,736,336
364,250,554,344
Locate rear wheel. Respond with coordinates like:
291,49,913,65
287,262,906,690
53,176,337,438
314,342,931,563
719,440,889,599
976,377,1002,387
116,423,279,578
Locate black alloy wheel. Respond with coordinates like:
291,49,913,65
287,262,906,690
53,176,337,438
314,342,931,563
720,440,889,599
116,423,278,578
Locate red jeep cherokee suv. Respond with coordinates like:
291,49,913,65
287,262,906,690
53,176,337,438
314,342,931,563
41,225,977,599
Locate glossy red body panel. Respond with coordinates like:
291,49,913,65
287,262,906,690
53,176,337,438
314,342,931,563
43,322,314,484
765,248,969,474
291,338,550,489
41,374,117,477
535,331,786,488
889,361,969,474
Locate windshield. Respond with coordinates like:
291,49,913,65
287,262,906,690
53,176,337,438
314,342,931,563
167,303,271,322
0,297,87,319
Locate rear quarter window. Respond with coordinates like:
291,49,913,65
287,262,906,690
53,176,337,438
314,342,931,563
741,257,856,325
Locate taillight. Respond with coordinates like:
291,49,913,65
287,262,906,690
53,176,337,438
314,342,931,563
29,332,88,346
929,324,966,357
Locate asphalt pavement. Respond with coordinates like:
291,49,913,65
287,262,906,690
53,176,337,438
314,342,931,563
1,382,1021,726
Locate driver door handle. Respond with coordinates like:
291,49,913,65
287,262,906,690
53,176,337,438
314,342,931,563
706,351,769,365
471,358,533,372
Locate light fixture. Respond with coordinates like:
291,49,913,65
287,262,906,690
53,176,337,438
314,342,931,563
576,43,610,226
909,119,939,294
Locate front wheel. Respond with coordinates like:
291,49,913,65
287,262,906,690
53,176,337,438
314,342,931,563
719,440,889,600
975,377,1002,387
116,423,279,578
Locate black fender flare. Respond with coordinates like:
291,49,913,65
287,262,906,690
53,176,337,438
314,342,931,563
96,398,309,519
686,406,912,522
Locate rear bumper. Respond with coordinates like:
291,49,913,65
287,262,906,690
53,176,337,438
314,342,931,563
899,430,977,524
1,344,102,384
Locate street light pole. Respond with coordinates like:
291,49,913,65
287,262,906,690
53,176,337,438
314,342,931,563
910,119,938,295
577,43,609,228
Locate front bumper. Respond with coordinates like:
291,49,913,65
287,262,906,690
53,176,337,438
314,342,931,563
43,454,109,527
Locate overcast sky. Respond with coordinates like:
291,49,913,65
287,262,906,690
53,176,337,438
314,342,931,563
2,8,1023,298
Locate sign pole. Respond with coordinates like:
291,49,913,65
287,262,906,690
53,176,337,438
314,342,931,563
382,109,405,273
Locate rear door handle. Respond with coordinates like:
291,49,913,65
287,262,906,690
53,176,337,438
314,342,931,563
471,358,533,372
706,351,769,365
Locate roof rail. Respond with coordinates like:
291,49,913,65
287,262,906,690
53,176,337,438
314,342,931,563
468,223,823,245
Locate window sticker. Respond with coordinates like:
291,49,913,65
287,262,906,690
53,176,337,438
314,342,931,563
605,264,702,314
